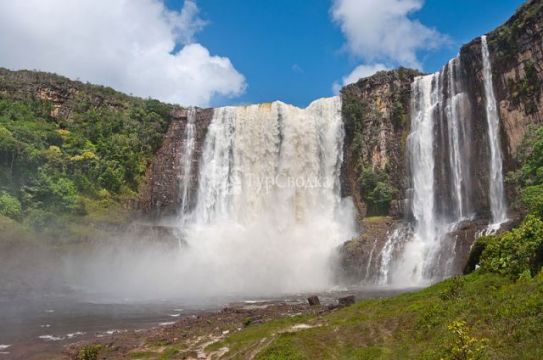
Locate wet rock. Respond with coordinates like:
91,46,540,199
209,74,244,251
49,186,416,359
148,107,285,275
338,295,356,307
307,296,320,306
139,107,213,219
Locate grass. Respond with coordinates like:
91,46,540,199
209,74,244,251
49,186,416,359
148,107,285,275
363,216,392,223
211,273,543,359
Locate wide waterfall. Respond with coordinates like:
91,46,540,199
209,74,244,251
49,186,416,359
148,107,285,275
482,35,508,225
176,98,356,296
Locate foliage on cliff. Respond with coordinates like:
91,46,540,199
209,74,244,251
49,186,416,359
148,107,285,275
467,123,543,280
342,92,399,216
508,124,543,217
489,0,543,65
0,69,174,236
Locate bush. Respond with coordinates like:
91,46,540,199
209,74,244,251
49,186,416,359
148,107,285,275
478,215,543,279
35,171,78,211
0,192,22,220
24,208,57,231
443,320,487,360
521,184,543,218
77,344,102,360
359,167,397,215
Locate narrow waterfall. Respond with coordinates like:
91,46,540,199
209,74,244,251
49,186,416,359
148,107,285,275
177,98,355,296
394,73,444,286
377,56,475,286
481,35,508,225
178,107,196,222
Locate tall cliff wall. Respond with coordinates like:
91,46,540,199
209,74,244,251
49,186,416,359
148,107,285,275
337,0,543,284
340,69,421,219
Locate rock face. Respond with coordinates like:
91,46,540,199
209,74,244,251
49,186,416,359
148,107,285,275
0,68,134,119
488,0,543,162
340,68,421,218
335,216,397,284
459,0,543,206
139,107,213,219
336,0,543,283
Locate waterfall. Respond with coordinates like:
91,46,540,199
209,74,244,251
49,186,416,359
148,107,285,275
395,73,442,285
446,58,470,220
481,35,508,225
178,107,196,222
377,56,476,286
176,98,355,296
373,41,509,286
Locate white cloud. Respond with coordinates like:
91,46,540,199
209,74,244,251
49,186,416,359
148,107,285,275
331,0,447,69
332,63,389,94
343,63,389,85
0,0,246,107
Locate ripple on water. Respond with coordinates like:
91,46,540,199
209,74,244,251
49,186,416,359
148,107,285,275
38,335,64,341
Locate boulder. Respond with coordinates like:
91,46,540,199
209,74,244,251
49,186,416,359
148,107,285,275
307,296,320,306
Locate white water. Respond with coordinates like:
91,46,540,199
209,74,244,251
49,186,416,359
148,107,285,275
178,98,356,296
481,35,508,225
392,74,441,285
377,226,407,285
446,58,469,220
178,107,196,222
381,60,473,286
376,41,509,286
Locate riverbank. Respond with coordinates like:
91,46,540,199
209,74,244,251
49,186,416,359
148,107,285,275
1,288,404,359
63,273,543,359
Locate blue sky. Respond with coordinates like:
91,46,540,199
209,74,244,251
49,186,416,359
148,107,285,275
0,0,526,108
166,0,525,107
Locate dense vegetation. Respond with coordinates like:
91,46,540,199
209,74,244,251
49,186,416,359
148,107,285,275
0,70,174,238
465,123,543,279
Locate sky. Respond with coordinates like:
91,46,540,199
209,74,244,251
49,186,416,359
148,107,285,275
0,0,525,108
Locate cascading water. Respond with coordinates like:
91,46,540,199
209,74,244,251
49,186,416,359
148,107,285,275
176,98,356,296
393,73,443,286
481,35,508,226
178,107,196,223
373,39,510,286
376,56,478,286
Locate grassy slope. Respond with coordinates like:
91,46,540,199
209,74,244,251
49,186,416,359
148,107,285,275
209,273,543,359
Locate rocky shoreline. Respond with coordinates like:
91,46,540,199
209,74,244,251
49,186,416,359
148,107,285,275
3,290,404,360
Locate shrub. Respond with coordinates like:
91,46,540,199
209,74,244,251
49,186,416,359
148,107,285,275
443,320,487,360
77,344,102,360
0,192,22,220
359,167,397,215
521,184,543,218
478,215,543,278
24,208,57,231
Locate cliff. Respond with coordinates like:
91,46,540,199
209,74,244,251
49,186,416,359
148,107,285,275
458,0,543,211
336,0,543,284
0,68,178,236
139,107,213,219
340,68,421,219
